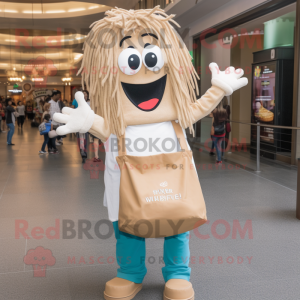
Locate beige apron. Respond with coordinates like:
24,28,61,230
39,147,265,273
116,121,207,238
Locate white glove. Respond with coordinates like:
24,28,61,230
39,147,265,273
209,62,248,96
53,91,95,136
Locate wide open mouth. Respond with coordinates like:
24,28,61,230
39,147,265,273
121,74,167,111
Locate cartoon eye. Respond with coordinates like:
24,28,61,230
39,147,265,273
142,45,164,72
118,48,142,75
42,257,46,260
34,257,37,260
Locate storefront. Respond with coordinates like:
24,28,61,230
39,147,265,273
191,1,298,164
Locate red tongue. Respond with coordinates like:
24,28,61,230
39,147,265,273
138,98,159,110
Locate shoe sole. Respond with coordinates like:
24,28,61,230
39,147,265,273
104,284,142,300
163,294,194,300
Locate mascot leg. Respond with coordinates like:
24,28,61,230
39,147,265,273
104,222,146,300
162,232,194,300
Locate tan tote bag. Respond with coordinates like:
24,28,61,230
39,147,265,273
116,121,207,238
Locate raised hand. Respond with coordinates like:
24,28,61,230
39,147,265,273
53,91,95,136
209,62,248,96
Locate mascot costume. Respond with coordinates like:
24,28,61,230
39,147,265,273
54,6,248,300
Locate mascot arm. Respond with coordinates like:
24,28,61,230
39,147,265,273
53,91,109,142
89,115,110,142
191,62,248,123
191,86,225,123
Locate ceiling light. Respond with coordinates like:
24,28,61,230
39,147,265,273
22,76,25,79
89,6,99,9
32,78,44,82
62,77,72,81
13,67,16,70
9,77,22,82
23,10,42,14
5,39,17,42
4,9,18,13
46,10,65,14
68,8,85,12
75,36,85,40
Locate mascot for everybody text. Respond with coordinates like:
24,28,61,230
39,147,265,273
54,6,247,300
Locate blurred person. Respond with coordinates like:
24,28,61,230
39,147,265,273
38,100,44,114
45,96,51,103
77,90,90,163
209,140,215,156
210,99,230,156
42,103,50,121
5,98,16,145
33,100,44,124
49,90,62,146
211,102,228,164
0,101,6,132
83,89,101,162
70,98,78,137
209,112,215,156
39,113,52,154
89,134,101,162
49,133,59,154
25,101,34,120
223,97,231,150
16,101,25,129
43,103,58,154
57,99,65,144
63,99,70,107
58,98,65,112
72,97,78,108
82,90,90,105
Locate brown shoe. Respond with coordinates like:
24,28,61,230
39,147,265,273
104,278,142,300
163,279,194,300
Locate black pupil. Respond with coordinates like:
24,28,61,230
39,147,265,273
128,54,140,70
145,52,157,68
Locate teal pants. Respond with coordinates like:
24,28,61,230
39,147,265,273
113,221,191,284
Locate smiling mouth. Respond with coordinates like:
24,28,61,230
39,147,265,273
121,75,167,111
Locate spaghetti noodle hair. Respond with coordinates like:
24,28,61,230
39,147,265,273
78,5,199,137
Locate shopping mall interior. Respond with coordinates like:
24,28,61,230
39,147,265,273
0,0,300,299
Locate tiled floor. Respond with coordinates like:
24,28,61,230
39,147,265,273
0,121,299,300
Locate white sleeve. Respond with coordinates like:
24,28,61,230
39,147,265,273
49,104,57,121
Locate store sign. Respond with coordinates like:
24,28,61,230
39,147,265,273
32,89,52,99
222,30,264,45
8,89,22,93
23,82,33,93
252,63,276,144
8,84,22,94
